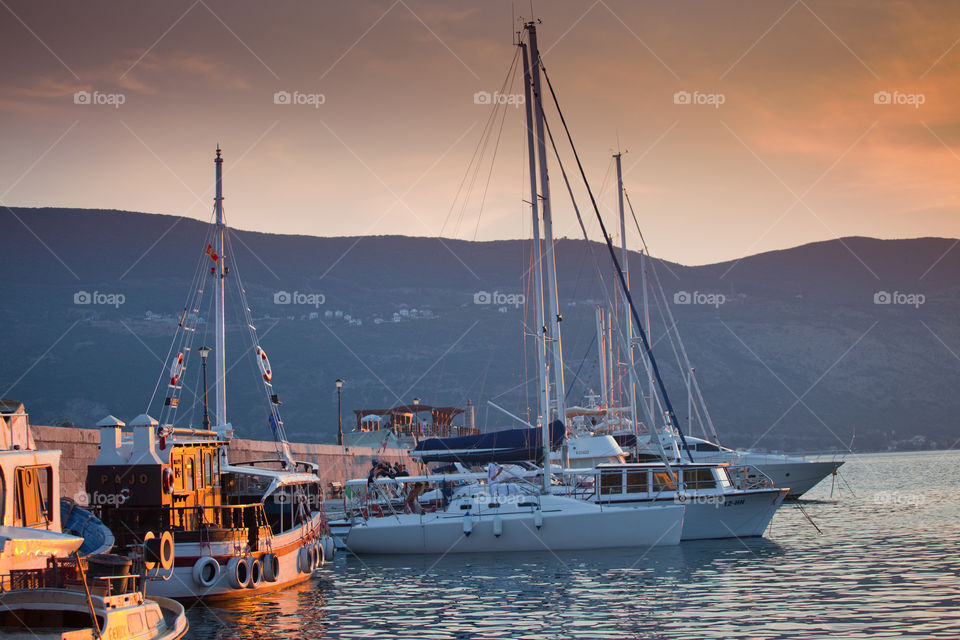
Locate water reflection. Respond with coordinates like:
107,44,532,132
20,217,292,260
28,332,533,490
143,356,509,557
189,451,960,639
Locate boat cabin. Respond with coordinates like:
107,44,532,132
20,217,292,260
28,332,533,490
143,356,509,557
0,401,63,532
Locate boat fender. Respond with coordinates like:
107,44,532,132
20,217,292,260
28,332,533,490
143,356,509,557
192,556,220,588
247,557,263,588
144,530,175,571
493,515,503,538
169,352,184,386
262,553,280,582
256,346,272,382
226,556,250,589
313,541,324,568
162,467,175,494
534,509,543,530
298,545,312,574
463,512,473,537
320,536,335,563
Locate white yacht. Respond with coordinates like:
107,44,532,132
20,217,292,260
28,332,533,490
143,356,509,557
635,434,844,499
341,473,684,554
561,462,787,540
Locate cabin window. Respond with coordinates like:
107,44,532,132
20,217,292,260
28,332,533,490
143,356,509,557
625,471,648,494
651,471,677,493
717,468,733,488
683,468,717,490
14,465,53,528
185,457,196,492
127,612,144,634
204,452,214,487
696,443,721,452
599,471,623,495
145,610,160,628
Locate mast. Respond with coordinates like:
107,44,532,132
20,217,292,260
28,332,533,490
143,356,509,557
595,306,607,408
213,146,226,427
525,21,565,492
520,41,550,443
615,153,638,437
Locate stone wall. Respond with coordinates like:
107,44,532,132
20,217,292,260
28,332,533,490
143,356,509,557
30,424,413,500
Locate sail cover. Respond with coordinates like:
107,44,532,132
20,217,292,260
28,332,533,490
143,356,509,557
410,421,565,464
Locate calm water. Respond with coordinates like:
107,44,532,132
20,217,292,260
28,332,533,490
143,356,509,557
187,451,960,639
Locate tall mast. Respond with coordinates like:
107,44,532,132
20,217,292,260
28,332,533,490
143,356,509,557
615,153,638,436
595,306,607,408
525,21,565,492
520,41,550,442
213,146,226,427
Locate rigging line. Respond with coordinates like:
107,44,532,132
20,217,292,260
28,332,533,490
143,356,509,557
624,190,719,442
538,62,694,461
146,223,216,415
564,332,597,401
440,46,522,238
471,52,520,242
538,109,670,466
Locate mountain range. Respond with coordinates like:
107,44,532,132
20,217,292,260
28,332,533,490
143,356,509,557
2,206,958,453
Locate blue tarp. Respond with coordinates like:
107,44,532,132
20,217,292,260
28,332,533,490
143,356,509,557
411,421,565,464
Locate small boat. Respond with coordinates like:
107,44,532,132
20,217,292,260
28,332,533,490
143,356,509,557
0,401,113,559
0,532,188,639
86,148,334,600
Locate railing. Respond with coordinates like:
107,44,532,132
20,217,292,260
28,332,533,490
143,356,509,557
727,465,775,491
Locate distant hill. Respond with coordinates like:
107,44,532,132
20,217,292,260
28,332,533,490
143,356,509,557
2,206,958,453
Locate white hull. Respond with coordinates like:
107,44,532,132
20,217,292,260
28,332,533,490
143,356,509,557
752,460,843,498
345,496,683,555
145,513,331,600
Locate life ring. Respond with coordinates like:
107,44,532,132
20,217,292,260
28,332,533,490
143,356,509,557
192,556,220,588
247,557,263,588
144,530,175,571
169,352,184,386
226,556,250,589
162,467,175,494
255,346,272,382
262,553,279,582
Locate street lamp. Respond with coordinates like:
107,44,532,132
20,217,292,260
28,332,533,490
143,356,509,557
336,378,344,446
198,346,211,429
413,397,420,436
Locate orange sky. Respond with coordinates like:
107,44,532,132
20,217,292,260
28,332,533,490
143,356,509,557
2,0,959,265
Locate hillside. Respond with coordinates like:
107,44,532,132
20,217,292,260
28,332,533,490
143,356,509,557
2,206,958,452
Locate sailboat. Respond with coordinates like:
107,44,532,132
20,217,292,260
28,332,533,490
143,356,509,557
341,22,685,555
86,148,333,599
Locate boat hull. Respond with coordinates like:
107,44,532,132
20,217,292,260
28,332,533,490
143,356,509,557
752,460,843,499
344,501,683,554
144,514,331,601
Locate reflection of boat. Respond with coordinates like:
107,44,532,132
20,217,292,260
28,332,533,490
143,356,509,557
86,148,333,600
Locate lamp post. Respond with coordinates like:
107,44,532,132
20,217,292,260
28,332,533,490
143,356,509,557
336,378,344,446
198,346,211,430
413,397,421,436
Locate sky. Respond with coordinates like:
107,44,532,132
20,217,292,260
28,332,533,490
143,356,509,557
2,0,959,266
